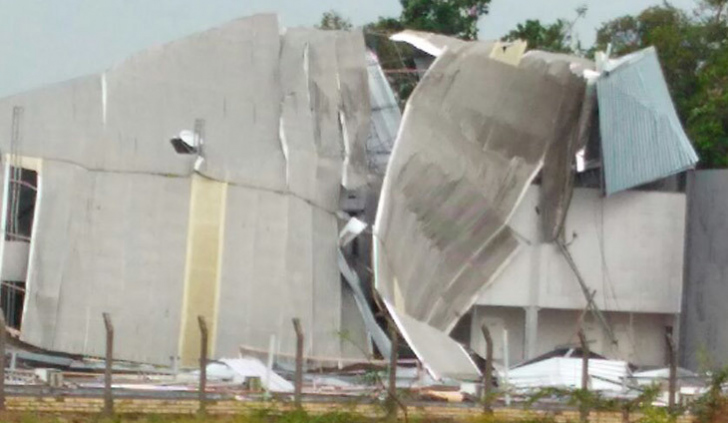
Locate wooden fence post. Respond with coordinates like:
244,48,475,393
198,316,208,415
387,319,398,421
578,329,590,423
292,318,304,408
481,324,494,413
666,332,677,411
103,313,114,417
0,310,6,411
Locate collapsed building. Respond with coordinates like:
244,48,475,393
0,15,709,382
375,32,698,378
0,15,399,368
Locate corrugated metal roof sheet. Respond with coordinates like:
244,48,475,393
597,47,698,195
507,357,629,392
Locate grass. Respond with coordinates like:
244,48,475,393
0,410,436,423
0,410,562,423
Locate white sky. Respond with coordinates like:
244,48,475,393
0,0,697,97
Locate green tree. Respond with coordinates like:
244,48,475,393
502,19,574,53
502,6,586,54
316,10,353,31
688,0,728,166
594,5,701,102
399,0,491,40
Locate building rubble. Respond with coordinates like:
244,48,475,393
0,12,719,410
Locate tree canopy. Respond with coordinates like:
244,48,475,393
317,10,353,30
501,7,586,54
502,19,574,53
399,0,491,40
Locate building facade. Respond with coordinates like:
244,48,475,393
470,185,686,368
0,15,393,367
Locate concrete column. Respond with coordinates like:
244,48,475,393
470,306,482,356
525,306,539,359
671,313,680,356
525,239,542,360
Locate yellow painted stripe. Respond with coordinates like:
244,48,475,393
178,174,228,367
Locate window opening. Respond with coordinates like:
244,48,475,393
5,167,37,241
1,281,24,329
2,166,37,329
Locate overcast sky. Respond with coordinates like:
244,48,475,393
0,0,697,97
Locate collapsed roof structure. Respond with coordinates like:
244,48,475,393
0,14,700,384
375,34,698,379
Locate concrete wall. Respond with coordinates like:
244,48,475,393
470,305,673,367
21,161,190,365
680,170,728,371
1,241,29,281
536,309,672,366
469,306,526,365
472,185,685,366
478,186,686,313
0,16,375,365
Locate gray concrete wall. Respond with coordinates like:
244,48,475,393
471,305,673,367
469,306,526,365
0,15,375,365
535,309,672,366
473,184,685,367
1,241,30,282
680,170,728,371
22,161,189,364
478,186,686,314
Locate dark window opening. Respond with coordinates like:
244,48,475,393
5,167,38,242
1,281,24,330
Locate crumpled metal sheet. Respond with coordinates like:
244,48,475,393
278,27,371,209
390,30,470,56
389,302,480,381
527,51,593,241
598,47,699,195
374,41,587,379
280,28,342,211
390,30,525,67
366,51,401,176
338,249,391,357
219,358,294,392
508,357,630,392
